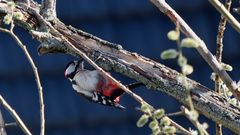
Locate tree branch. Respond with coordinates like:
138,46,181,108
209,0,240,33
14,0,30,6
47,26,191,135
0,7,45,134
0,95,31,135
215,0,232,134
181,106,209,135
38,22,240,133
149,0,240,100
0,1,240,133
40,0,56,20
1,1,188,134
0,109,7,135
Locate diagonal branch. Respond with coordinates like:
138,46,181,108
0,1,240,133
0,21,45,135
209,0,240,33
0,109,7,135
36,22,240,133
0,95,31,135
0,1,188,134
149,0,240,100
44,19,191,135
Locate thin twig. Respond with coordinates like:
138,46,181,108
173,20,208,135
0,95,31,135
181,106,209,135
166,111,183,117
0,108,7,135
149,0,240,100
136,107,190,134
0,24,45,135
169,119,191,135
209,0,240,33
5,122,17,127
181,64,206,134
215,1,232,135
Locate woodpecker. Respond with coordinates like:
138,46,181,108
65,60,143,110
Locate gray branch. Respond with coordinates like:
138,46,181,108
209,0,240,33
149,0,240,100
40,0,56,20
0,109,7,135
0,95,31,135
14,0,30,6
0,1,240,133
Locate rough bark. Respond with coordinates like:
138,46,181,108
0,1,240,133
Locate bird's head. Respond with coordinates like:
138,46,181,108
65,60,84,79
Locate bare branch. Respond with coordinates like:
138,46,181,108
0,109,7,135
149,0,240,100
169,119,191,135
0,23,45,135
0,95,31,135
34,21,240,133
40,0,56,20
166,111,183,117
5,122,17,127
1,2,186,134
209,0,240,33
0,1,240,133
181,106,209,135
215,0,232,134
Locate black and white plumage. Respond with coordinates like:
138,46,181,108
64,60,142,110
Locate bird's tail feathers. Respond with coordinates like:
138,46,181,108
126,82,144,90
115,103,126,110
110,82,143,100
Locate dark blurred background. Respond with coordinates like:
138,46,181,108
0,0,240,134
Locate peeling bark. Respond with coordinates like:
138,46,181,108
0,1,240,133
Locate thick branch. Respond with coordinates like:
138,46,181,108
0,24,45,135
0,2,45,134
56,28,190,135
0,1,240,133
